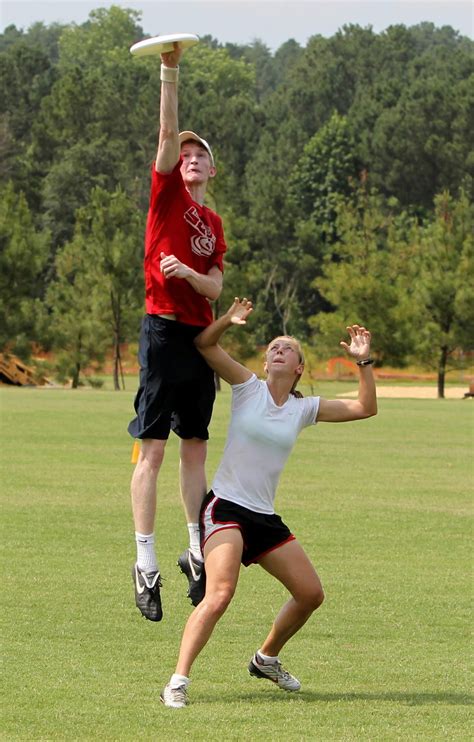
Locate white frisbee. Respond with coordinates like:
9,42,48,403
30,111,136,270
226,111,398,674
130,33,199,57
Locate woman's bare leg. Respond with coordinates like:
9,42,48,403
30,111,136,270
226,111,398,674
175,529,243,677
258,539,324,656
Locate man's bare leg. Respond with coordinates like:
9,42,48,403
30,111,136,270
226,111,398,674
179,437,208,526
177,438,209,606
130,438,167,621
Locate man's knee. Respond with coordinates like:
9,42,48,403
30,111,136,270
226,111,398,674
180,438,207,467
139,439,167,472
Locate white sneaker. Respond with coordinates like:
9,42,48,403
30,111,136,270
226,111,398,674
248,652,301,691
160,683,189,708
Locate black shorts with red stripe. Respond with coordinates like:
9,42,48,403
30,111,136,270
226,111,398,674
200,491,295,566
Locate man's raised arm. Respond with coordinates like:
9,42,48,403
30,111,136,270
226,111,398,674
155,43,182,174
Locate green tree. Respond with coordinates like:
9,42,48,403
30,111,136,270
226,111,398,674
70,187,144,390
0,38,54,143
177,43,260,211
309,187,416,364
407,191,474,397
2,15,473,361
0,114,19,187
0,182,50,356
34,7,148,247
0,21,64,56
344,23,474,209
263,24,473,210
223,39,276,101
32,9,259,248
46,185,144,389
45,239,108,388
290,111,360,243
0,35,57,205
242,123,311,341
204,36,302,101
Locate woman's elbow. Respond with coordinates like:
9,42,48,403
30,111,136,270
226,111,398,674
194,341,214,358
193,328,206,349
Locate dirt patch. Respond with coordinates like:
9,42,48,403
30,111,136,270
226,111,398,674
338,386,470,399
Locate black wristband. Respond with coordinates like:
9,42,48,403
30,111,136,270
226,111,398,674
357,358,374,367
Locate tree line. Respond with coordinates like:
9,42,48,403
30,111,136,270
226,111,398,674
1,7,473,395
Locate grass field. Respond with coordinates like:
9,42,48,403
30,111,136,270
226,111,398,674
1,382,472,741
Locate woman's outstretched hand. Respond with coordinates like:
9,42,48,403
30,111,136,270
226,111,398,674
340,324,372,362
227,297,253,325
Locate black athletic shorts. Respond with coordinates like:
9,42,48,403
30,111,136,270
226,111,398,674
127,314,215,440
200,491,295,566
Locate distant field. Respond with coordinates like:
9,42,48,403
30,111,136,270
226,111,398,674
1,385,472,740
338,385,469,399
78,371,473,396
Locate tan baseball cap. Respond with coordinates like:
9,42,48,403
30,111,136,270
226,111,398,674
179,130,215,167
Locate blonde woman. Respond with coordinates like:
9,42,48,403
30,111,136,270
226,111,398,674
161,298,377,707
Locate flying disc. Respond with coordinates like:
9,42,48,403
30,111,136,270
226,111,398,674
130,33,199,57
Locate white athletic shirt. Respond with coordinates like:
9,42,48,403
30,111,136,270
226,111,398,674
211,374,320,514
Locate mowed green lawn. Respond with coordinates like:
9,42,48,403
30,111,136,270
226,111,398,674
1,382,472,741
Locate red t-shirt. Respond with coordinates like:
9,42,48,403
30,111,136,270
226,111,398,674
144,160,226,326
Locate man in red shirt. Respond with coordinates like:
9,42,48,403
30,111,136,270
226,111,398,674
128,43,226,621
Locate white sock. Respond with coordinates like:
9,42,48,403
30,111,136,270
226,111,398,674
257,650,279,664
135,532,159,573
170,673,190,688
187,523,203,561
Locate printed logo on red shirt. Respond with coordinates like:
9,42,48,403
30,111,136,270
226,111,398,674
184,206,216,257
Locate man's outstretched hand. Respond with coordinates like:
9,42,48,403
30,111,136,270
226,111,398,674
161,41,182,68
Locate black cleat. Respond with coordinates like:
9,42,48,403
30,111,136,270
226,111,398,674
177,549,206,607
131,563,163,621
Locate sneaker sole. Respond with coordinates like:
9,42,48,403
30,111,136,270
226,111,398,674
248,660,300,692
248,660,278,684
159,693,187,709
139,609,163,622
